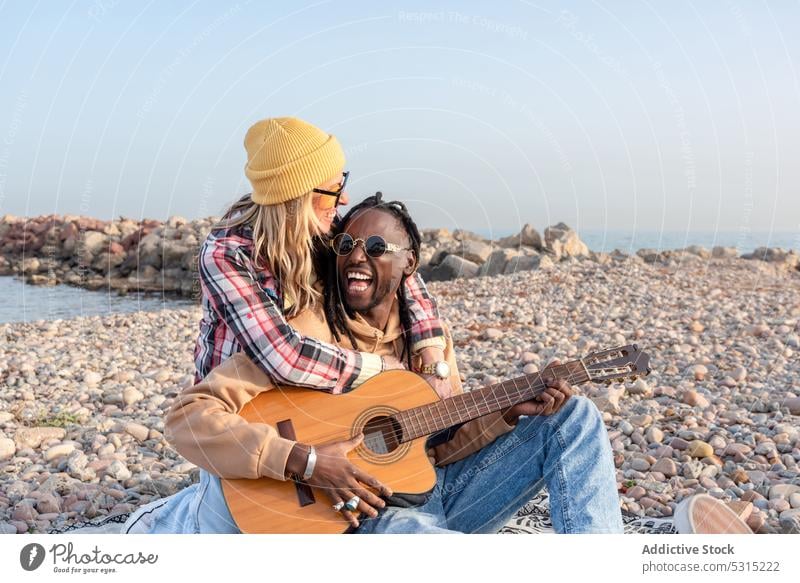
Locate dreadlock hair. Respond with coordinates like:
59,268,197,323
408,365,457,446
320,192,423,368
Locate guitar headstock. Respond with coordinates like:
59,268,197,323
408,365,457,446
582,344,651,385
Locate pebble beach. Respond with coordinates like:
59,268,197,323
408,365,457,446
1,254,800,534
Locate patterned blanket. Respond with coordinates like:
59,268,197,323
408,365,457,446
51,490,677,535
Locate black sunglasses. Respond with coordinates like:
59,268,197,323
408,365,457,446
312,171,349,207
330,233,411,258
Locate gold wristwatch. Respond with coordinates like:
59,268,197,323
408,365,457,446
417,361,451,380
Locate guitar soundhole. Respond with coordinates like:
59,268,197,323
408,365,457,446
362,416,402,455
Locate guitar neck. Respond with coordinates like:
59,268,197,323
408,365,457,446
394,360,593,443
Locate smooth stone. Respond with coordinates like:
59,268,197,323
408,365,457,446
11,501,37,522
522,363,538,375
106,460,132,481
687,440,714,459
670,437,690,450
122,387,145,406
746,471,768,487
699,476,718,489
631,458,651,471
153,370,171,383
483,328,503,341
708,435,727,449
83,371,102,386
769,484,800,500
645,426,664,444
14,427,66,449
770,499,791,512
627,486,646,500
619,421,634,435
730,468,750,484
43,442,76,462
589,386,625,415
0,437,16,461
755,441,778,456
708,488,727,499
35,494,61,514
682,390,709,408
630,414,653,428
686,365,708,381
651,458,678,477
96,444,116,457
628,379,652,396
731,366,747,382
782,397,800,415
741,490,766,503
124,422,150,442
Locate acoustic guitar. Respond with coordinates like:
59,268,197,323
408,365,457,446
221,344,651,533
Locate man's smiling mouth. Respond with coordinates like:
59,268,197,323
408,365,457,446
345,268,373,294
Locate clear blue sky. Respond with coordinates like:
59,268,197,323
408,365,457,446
0,0,798,237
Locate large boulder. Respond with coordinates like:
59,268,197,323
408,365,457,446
742,247,799,270
452,229,485,242
162,240,191,268
137,232,164,268
79,231,109,265
420,228,453,247
684,245,710,259
428,254,479,281
496,224,543,250
637,248,666,264
712,246,738,259
479,248,520,277
454,240,493,264
543,222,589,260
504,252,554,274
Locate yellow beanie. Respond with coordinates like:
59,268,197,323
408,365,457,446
244,117,346,205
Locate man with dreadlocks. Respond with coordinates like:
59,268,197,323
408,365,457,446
127,193,623,534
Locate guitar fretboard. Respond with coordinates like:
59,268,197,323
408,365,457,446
394,360,591,443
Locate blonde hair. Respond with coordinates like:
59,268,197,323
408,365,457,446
217,193,322,317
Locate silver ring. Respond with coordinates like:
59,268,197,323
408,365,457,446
332,501,345,512
345,496,360,511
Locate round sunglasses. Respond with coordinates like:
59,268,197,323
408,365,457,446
330,233,411,258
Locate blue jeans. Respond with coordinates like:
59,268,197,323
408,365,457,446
355,395,623,534
124,396,621,534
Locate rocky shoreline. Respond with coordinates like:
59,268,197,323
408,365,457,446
1,251,799,534
2,214,799,298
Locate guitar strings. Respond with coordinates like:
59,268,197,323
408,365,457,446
298,363,576,443
398,364,582,442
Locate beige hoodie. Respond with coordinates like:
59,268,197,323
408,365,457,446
165,299,516,481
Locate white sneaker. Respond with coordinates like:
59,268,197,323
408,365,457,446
673,494,753,534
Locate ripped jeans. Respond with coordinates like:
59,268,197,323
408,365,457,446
123,396,622,534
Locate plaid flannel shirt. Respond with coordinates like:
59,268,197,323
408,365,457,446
194,226,444,393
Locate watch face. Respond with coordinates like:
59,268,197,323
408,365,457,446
435,361,450,379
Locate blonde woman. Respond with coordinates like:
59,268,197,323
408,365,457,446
121,118,448,532
194,117,447,388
